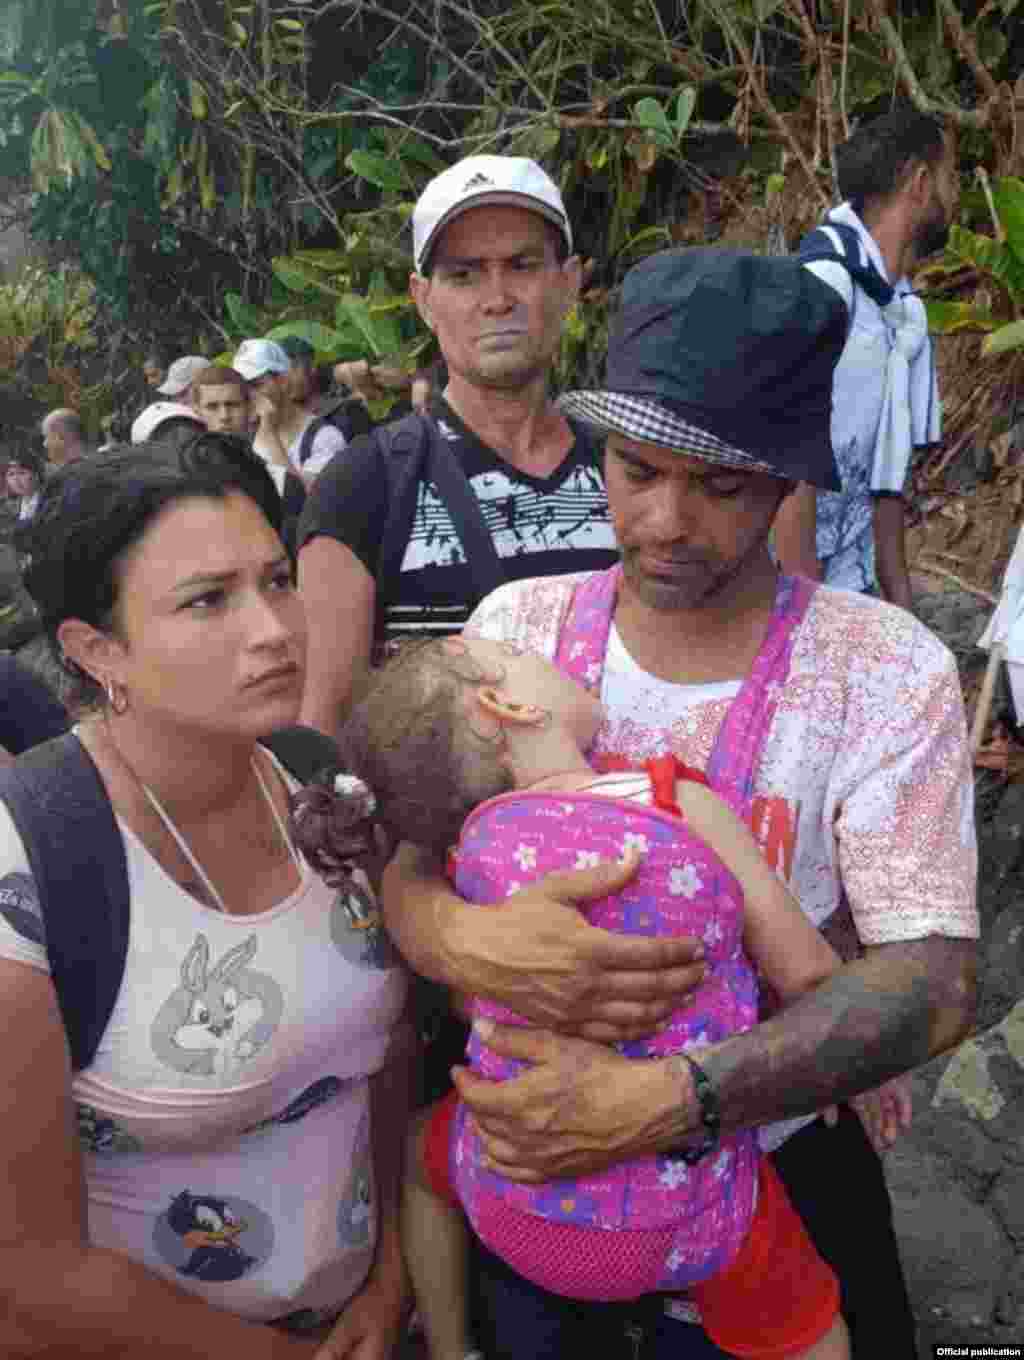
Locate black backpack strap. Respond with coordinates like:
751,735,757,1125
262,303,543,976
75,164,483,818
424,435,506,599
374,414,435,642
0,733,128,1073
0,727,342,1075
372,413,507,645
298,398,375,466
798,223,895,310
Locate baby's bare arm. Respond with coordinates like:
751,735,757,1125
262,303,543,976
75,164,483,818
673,781,840,1001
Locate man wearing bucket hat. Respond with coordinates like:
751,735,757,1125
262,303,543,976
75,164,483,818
382,248,978,1357
296,154,618,736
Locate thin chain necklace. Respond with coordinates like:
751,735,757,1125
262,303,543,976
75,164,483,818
105,729,302,914
140,758,302,914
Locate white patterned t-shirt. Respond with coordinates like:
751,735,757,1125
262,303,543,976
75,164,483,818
0,766,407,1327
466,574,977,954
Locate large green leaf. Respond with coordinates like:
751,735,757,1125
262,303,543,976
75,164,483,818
993,178,1024,265
675,87,696,139
271,256,341,296
633,97,673,150
345,149,407,191
395,134,446,174
224,291,264,333
982,319,1024,357
292,248,351,277
944,225,1024,302
266,319,349,354
336,292,384,356
924,300,997,335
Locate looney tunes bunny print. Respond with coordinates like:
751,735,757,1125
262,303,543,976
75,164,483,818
150,933,284,1079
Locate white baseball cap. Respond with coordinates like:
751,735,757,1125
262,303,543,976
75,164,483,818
156,355,208,396
234,338,291,382
412,155,573,274
131,401,203,445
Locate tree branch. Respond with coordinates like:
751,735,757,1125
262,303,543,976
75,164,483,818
860,0,989,130
936,0,999,105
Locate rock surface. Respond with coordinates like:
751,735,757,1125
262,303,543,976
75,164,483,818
886,583,1024,1358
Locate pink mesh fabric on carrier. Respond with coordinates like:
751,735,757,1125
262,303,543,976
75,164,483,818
453,787,761,1298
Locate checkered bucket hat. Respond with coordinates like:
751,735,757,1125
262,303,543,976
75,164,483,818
560,248,849,492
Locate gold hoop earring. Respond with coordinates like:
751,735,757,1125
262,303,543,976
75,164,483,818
106,678,129,716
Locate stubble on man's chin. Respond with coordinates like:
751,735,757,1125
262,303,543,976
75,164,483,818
914,211,951,263
617,551,722,614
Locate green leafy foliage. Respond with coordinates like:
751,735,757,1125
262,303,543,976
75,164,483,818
983,319,1024,357
923,180,1024,364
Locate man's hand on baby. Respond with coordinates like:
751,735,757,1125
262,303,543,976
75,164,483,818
457,852,707,1043
453,1020,685,1181
822,1073,913,1154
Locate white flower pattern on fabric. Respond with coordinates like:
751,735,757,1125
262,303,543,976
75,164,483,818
669,864,702,899
658,1160,690,1190
513,844,537,872
575,850,603,869
622,832,649,856
703,920,724,947
712,1149,732,1179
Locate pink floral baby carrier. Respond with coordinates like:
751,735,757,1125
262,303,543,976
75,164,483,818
451,567,816,1301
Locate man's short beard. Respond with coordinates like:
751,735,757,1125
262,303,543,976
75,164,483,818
618,546,734,612
915,208,950,261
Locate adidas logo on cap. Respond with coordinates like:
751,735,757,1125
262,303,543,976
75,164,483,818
412,154,573,273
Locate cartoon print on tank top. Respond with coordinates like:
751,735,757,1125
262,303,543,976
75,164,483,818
76,1103,143,1155
0,871,45,945
337,1109,374,1249
242,1075,351,1138
329,878,396,970
150,933,284,1079
153,1190,274,1282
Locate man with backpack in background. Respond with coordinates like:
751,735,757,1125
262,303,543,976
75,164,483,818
233,335,367,489
297,154,618,738
774,109,958,609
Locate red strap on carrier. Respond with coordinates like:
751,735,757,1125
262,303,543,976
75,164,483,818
645,753,709,817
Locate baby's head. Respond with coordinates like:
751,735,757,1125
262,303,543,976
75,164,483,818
290,636,602,864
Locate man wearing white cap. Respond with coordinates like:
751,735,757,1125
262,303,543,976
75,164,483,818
155,354,208,406
297,154,618,737
232,337,315,489
129,401,204,450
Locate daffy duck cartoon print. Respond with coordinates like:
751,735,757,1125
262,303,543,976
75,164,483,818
164,1191,259,1282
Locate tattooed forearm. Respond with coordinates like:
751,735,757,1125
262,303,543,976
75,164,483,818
699,935,977,1134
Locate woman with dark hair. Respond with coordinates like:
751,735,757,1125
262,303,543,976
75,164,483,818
0,434,410,1358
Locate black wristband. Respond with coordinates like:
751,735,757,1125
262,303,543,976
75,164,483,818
672,1052,721,1165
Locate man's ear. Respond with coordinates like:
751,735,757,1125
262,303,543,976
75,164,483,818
57,618,124,692
561,255,583,312
475,686,548,727
409,273,433,331
906,158,933,210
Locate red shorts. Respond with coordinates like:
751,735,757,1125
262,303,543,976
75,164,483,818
422,1088,460,1209
691,1157,839,1359
421,1094,838,1359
